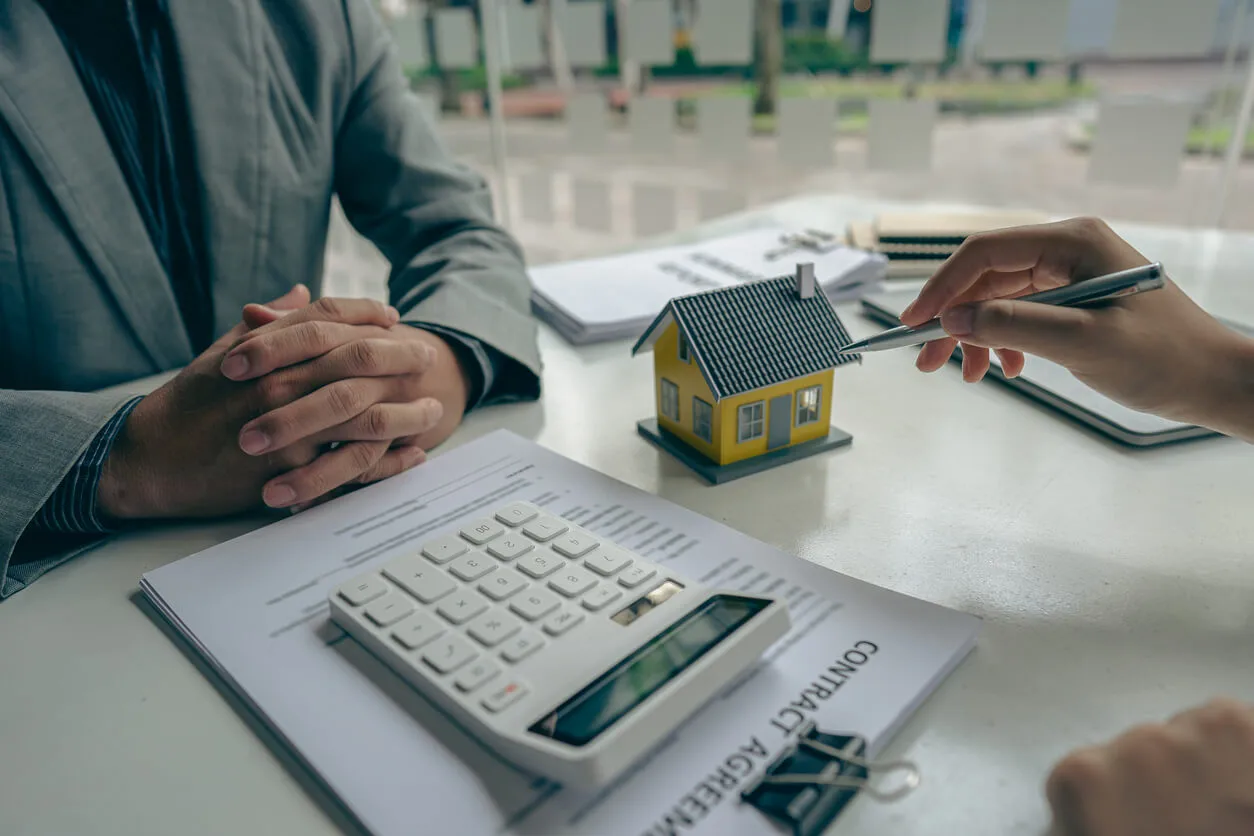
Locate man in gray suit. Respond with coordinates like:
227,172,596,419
0,0,541,598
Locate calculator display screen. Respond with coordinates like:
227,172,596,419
527,594,769,747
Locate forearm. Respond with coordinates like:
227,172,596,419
334,0,541,400
413,325,493,409
389,229,535,356
95,404,158,522
364,178,541,399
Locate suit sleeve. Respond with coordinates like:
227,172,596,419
332,0,541,405
30,396,143,535
0,390,142,600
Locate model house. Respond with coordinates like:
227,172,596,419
631,264,862,484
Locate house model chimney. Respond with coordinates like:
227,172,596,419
795,262,815,299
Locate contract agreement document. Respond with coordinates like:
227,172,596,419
141,430,979,835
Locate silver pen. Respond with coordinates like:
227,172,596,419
837,262,1166,354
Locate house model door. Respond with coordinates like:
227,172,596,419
767,394,792,450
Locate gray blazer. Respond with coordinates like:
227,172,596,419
0,0,542,598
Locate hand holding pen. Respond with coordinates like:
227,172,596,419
839,262,1166,356
860,218,1254,441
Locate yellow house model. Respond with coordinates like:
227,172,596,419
631,264,862,484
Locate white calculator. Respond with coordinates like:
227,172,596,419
329,501,790,788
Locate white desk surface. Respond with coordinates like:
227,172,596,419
4,196,1254,836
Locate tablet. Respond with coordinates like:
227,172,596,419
859,289,1253,447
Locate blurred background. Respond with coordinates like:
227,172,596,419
331,0,1254,289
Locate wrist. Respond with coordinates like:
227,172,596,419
430,332,473,416
399,324,475,409
1197,332,1254,443
97,402,166,521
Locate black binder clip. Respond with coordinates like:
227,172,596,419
740,722,920,836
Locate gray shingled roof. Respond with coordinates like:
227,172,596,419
631,276,860,401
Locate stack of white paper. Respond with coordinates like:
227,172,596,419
141,431,978,836
530,227,889,344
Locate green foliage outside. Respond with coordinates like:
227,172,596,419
405,65,529,92
780,34,893,75
598,36,968,78
685,78,1095,127
1076,123,1254,157
1183,125,1254,155
414,34,1058,92
597,46,754,80
402,28,1094,124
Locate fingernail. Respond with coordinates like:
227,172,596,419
239,428,271,455
265,483,296,507
941,306,975,337
900,299,918,321
403,445,426,464
221,353,250,379
386,305,400,323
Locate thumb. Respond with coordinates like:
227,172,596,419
241,284,311,329
940,299,1101,366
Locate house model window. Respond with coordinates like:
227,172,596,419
693,397,713,442
795,385,821,426
737,402,765,443
660,379,680,421
678,333,692,363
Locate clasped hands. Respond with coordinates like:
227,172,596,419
98,284,469,521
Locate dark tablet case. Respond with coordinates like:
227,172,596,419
860,289,1253,447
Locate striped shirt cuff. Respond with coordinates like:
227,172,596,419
31,396,144,535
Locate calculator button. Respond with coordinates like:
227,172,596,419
582,585,623,612
517,551,562,579
487,535,534,562
391,612,445,650
549,566,597,598
500,632,544,664
467,612,523,647
337,576,387,606
510,588,561,621
552,532,598,559
543,609,584,636
436,592,490,625
421,535,467,565
383,557,456,603
422,635,478,675
364,592,415,627
454,659,501,693
495,503,538,527
583,545,633,577
449,553,496,582
460,519,505,545
479,572,528,601
617,564,658,589
522,516,568,542
482,681,528,712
